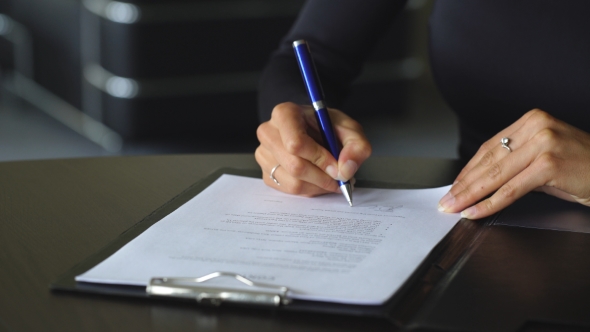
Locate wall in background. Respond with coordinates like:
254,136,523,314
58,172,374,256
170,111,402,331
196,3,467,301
0,0,457,160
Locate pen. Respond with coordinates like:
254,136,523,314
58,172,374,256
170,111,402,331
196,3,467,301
292,39,353,207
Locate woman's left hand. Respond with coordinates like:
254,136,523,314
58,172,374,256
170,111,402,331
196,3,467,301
438,109,590,219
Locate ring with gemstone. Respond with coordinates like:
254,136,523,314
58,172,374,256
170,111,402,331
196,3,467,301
501,137,512,152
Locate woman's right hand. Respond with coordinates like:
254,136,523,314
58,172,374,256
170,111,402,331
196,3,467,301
255,102,372,197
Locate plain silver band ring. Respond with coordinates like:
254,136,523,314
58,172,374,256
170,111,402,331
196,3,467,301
501,137,512,152
270,164,281,186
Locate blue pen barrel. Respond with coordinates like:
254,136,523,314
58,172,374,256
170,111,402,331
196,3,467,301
293,41,324,103
293,41,341,159
314,108,341,160
293,40,348,190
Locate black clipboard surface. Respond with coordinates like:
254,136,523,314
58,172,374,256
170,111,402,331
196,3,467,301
51,168,490,328
407,192,590,332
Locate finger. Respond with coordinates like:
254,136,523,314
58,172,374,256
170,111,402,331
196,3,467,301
449,109,590,217
460,153,554,219
277,149,341,193
439,132,524,211
454,109,540,182
255,145,279,182
450,124,530,187
257,145,335,196
257,117,338,195
262,163,336,197
256,143,339,195
259,118,340,193
271,103,339,179
439,134,539,213
447,110,574,212
261,167,335,196
331,110,372,181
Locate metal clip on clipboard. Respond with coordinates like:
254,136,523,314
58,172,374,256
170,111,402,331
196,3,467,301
147,272,291,307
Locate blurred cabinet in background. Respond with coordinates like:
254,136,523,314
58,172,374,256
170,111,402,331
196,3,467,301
0,0,424,153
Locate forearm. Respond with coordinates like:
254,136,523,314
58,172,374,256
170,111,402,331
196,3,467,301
257,0,407,121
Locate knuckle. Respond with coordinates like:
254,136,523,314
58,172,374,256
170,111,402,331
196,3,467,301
537,153,559,174
482,198,495,212
284,137,305,155
526,108,543,117
479,140,495,153
310,151,328,168
480,150,495,167
535,127,558,144
262,177,273,187
453,179,468,192
538,126,568,156
455,184,473,202
272,102,298,119
254,146,264,163
359,141,373,159
284,159,306,178
499,183,516,199
487,163,502,180
351,121,365,133
286,181,304,196
348,141,373,161
528,109,555,129
362,147,373,161
342,117,364,132
256,122,270,141
533,128,562,153
320,176,336,191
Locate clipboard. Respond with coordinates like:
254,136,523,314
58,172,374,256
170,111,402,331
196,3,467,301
50,167,493,328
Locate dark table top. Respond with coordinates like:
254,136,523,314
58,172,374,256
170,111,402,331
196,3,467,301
0,154,462,332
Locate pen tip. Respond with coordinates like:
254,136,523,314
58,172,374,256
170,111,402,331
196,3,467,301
340,183,353,207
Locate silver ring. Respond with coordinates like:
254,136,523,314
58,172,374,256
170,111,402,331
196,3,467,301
270,164,281,186
501,137,512,152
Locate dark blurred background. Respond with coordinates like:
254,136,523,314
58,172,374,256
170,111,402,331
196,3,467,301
0,0,457,162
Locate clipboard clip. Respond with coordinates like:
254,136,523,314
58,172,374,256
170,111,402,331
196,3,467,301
147,272,291,307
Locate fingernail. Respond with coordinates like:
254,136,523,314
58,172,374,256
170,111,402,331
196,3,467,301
461,206,477,219
338,160,358,181
452,180,458,185
438,191,455,212
325,165,338,179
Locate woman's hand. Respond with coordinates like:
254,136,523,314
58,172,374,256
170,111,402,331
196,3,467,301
255,102,372,196
438,109,590,219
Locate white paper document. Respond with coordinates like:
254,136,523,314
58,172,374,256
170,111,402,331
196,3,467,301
77,174,460,305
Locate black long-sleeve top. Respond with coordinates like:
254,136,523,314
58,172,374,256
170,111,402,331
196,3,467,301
258,0,590,159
